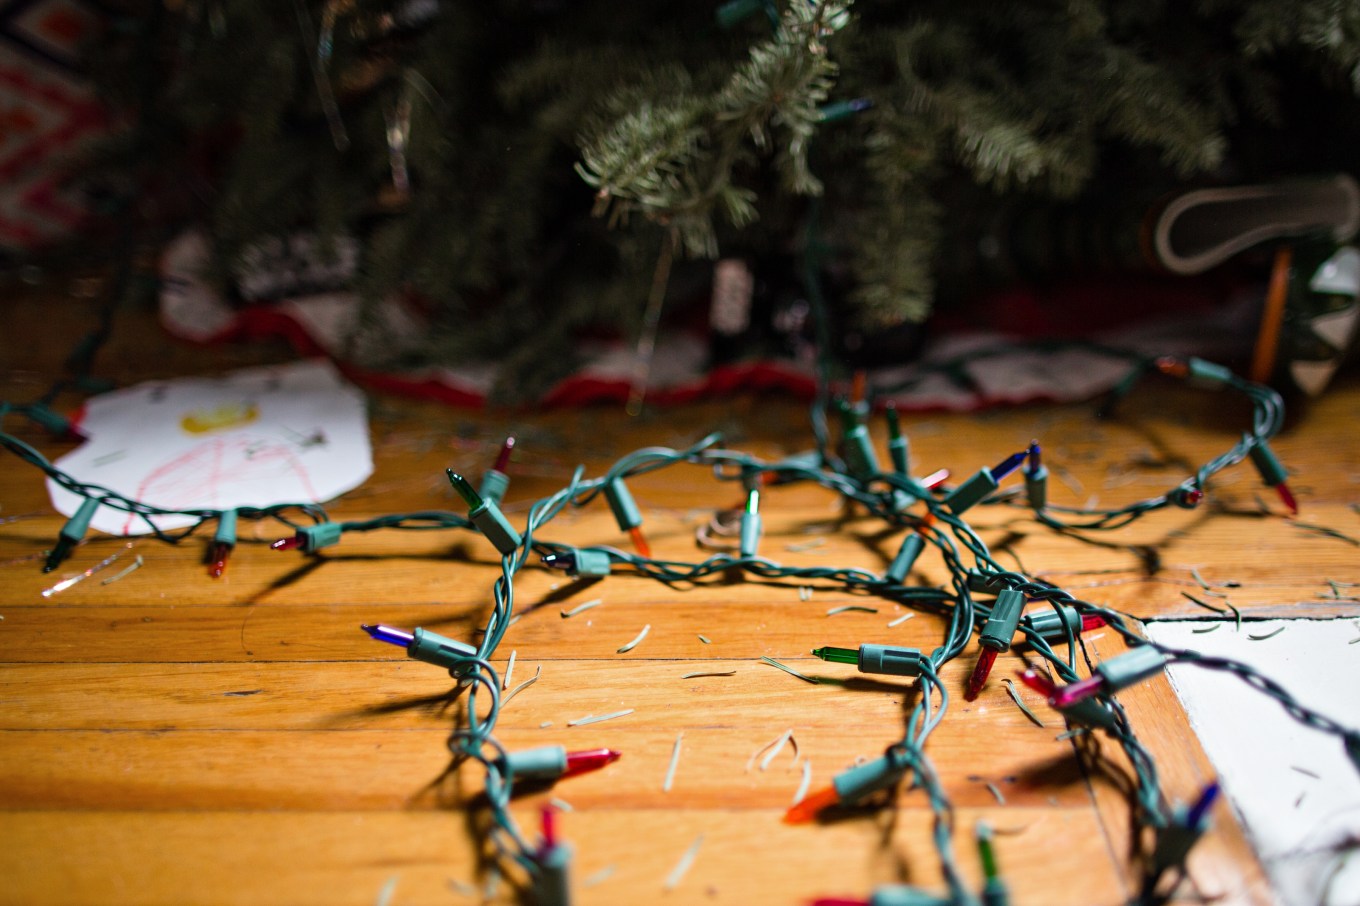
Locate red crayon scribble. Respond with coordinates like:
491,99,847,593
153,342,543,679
121,437,319,534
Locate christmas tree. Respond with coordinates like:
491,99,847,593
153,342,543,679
83,0,1360,394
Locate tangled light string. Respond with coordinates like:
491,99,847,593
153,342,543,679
4,353,1355,906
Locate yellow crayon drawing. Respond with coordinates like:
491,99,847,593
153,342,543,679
180,401,259,434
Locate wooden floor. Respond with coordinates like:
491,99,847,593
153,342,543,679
2,293,1358,905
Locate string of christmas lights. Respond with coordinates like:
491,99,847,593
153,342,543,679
4,348,1358,905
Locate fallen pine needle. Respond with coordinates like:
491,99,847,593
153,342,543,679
1055,728,1088,741
1002,678,1045,728
561,598,603,618
792,759,812,806
826,604,878,616
663,733,683,792
888,612,915,627
374,875,399,906
549,797,573,812
446,878,476,897
1248,626,1286,641
583,865,616,888
617,624,650,653
759,729,794,772
1225,599,1242,632
798,586,812,601
1191,567,1211,589
697,634,712,644
1181,591,1225,614
1192,624,1221,634
786,538,825,552
986,782,1006,805
567,709,634,727
100,555,144,585
662,834,704,892
501,666,541,707
760,655,818,684
1291,765,1320,779
502,650,517,691
681,670,736,679
1292,521,1360,546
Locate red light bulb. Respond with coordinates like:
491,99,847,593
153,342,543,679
208,542,231,579
562,748,622,778
270,535,304,551
920,468,949,490
964,647,998,701
784,784,841,824
629,526,652,559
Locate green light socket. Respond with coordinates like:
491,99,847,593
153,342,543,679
470,500,522,556
885,533,925,585
1094,646,1167,692
1024,465,1048,511
503,745,568,781
944,467,998,514
214,509,238,546
832,754,901,804
868,886,955,906
479,469,510,507
858,644,924,677
408,626,476,675
980,589,1025,651
1248,442,1288,487
603,477,642,531
843,424,880,481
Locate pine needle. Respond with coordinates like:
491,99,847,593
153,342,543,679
888,612,915,627
374,875,399,906
1248,626,1285,641
1292,521,1360,546
583,865,616,888
1181,591,1225,614
792,759,813,806
663,732,683,792
567,709,634,726
986,782,1006,805
501,649,517,691
1055,728,1088,741
1190,567,1211,589
617,624,650,653
561,598,603,618
1225,598,1242,631
662,834,704,892
760,655,819,684
100,555,144,585
826,604,878,615
549,797,573,812
1192,624,1221,634
501,665,541,707
1002,678,1044,728
759,729,794,771
697,634,712,644
786,538,825,552
681,670,736,678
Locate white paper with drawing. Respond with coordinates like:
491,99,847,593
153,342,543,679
48,360,372,535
